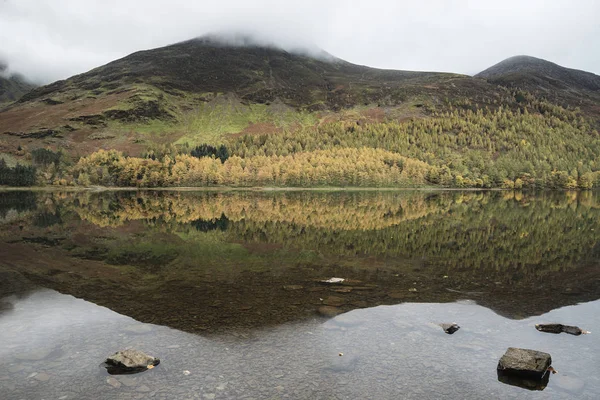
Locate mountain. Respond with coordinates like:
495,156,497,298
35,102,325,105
0,35,498,149
1,39,600,190
476,55,600,109
0,62,36,105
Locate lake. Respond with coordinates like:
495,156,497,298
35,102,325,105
1,190,599,399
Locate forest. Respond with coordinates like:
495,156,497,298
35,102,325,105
4,93,600,189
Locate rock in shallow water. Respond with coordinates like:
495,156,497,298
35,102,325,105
497,347,551,380
104,349,160,375
535,323,590,335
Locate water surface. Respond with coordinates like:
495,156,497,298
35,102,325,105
1,190,599,399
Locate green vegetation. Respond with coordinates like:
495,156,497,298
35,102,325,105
230,96,600,189
23,94,598,189
0,158,36,186
3,39,600,189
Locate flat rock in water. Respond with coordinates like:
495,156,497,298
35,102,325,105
104,349,160,375
535,323,590,336
497,347,551,380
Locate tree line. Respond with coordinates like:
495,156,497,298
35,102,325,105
3,92,600,189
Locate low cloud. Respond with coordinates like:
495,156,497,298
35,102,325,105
1,0,599,84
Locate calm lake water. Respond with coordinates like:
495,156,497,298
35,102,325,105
1,190,599,399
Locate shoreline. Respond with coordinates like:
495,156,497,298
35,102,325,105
0,185,514,192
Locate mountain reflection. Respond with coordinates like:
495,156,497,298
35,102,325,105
1,190,599,332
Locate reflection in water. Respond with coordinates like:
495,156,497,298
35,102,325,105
1,190,600,333
1,190,600,398
0,290,598,399
497,370,550,391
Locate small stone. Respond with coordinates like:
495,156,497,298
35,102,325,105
106,377,121,388
183,370,191,376
203,394,216,400
34,372,50,382
497,347,552,380
137,385,151,393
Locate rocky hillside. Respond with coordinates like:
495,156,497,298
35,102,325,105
0,62,36,105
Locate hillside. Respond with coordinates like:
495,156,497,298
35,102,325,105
1,38,600,189
476,55,600,111
0,36,499,153
0,63,36,105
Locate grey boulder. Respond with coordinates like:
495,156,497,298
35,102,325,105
497,347,551,380
104,349,160,375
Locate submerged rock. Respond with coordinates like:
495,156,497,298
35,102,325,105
104,349,160,375
535,324,590,336
497,347,552,380
439,323,460,334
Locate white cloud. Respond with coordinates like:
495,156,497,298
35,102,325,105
0,0,599,83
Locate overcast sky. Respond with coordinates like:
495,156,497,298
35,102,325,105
1,0,599,84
